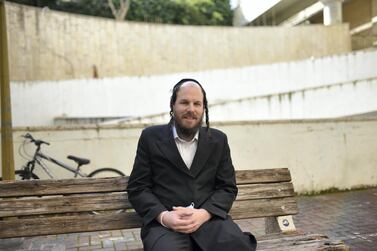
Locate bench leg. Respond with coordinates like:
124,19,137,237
265,216,280,234
265,215,296,234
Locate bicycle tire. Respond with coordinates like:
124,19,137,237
88,168,125,178
15,170,40,180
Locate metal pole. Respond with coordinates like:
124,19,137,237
0,0,15,180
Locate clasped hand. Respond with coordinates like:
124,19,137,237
160,207,211,233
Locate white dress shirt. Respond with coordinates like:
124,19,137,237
172,126,199,169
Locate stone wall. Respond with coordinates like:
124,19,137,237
6,2,351,81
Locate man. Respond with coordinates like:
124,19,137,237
127,79,256,251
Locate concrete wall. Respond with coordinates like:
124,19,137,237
209,76,377,121
2,119,377,194
11,48,377,127
5,2,351,81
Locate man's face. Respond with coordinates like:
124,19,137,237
173,82,204,132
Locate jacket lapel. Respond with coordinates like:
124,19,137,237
156,125,192,176
190,128,215,177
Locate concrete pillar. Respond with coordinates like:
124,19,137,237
232,0,249,26
320,0,343,25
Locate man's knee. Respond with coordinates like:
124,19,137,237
192,217,257,251
150,231,193,251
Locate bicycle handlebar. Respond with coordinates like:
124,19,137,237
22,133,50,146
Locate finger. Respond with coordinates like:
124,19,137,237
171,211,192,220
173,207,194,215
179,212,194,218
170,218,195,228
174,223,197,233
172,218,196,228
175,210,193,218
176,224,199,234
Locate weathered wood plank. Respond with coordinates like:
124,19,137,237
0,193,132,217
257,233,349,251
0,184,295,218
258,240,348,251
230,197,298,219
0,183,293,217
0,168,290,197
257,232,326,241
0,177,128,197
236,182,294,201
0,211,142,238
236,168,291,184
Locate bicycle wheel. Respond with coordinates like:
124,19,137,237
88,168,125,178
15,169,40,180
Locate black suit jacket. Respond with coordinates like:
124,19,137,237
127,124,239,247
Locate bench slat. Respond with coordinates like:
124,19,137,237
236,182,294,200
230,197,298,219
0,211,141,239
236,168,291,184
0,182,294,218
257,233,349,251
0,177,127,197
0,193,132,217
0,168,290,197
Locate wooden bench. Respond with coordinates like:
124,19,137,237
0,168,349,250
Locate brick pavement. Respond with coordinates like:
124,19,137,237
1,188,376,251
293,188,377,251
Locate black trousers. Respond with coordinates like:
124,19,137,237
142,216,257,251
151,233,202,251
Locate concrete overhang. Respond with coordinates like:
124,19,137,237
249,0,318,25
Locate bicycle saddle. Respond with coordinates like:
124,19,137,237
67,155,90,166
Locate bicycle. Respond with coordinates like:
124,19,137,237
1,133,125,180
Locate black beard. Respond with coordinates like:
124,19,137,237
174,119,201,141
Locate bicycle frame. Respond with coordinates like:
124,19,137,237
36,152,89,178
18,133,125,180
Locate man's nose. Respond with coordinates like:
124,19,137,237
187,103,194,111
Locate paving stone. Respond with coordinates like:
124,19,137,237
0,238,24,251
110,231,123,237
114,241,127,250
102,239,114,248
91,248,115,251
41,243,65,251
78,245,102,250
98,232,112,238
125,242,143,250
90,236,101,246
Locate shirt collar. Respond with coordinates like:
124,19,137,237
172,125,199,143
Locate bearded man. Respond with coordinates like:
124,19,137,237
127,79,257,251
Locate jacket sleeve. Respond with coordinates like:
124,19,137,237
200,134,238,219
126,129,166,226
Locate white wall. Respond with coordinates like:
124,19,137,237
4,119,377,194
210,77,377,121
11,49,377,127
